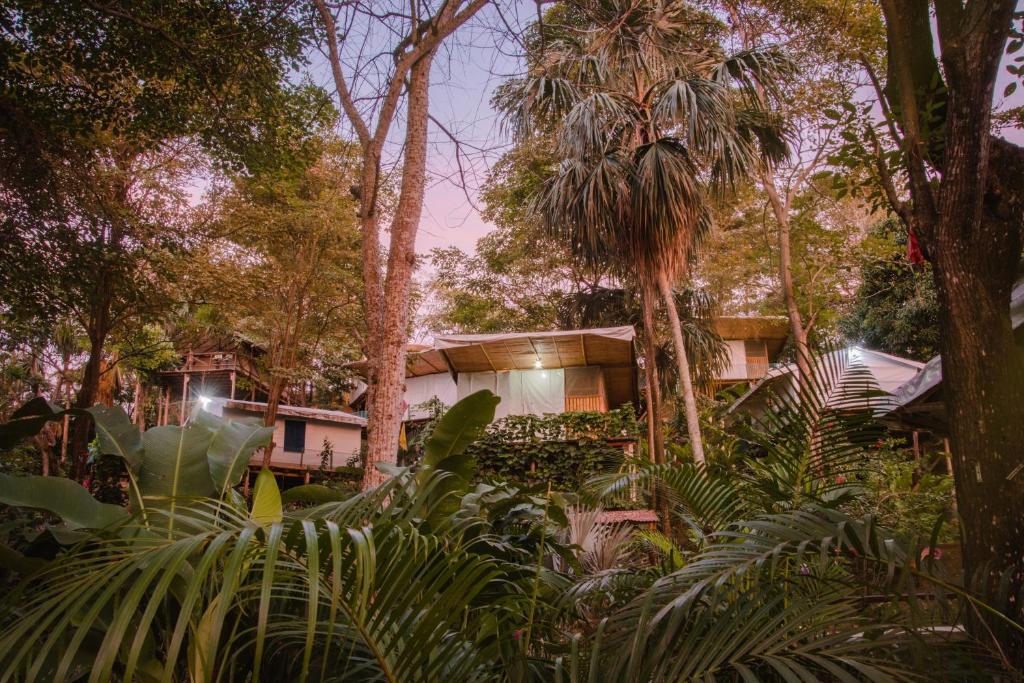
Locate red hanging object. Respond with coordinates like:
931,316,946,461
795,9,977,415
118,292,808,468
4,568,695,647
907,228,925,265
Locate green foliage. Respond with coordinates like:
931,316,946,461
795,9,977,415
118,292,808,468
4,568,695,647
841,220,941,361
418,389,501,525
698,179,874,337
0,400,272,525
845,438,958,544
0,0,322,175
0,392,572,682
467,407,640,492
0,387,1009,680
199,140,365,400
0,1,330,373
0,474,128,531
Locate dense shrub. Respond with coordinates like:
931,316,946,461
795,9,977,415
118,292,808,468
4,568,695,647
466,407,640,490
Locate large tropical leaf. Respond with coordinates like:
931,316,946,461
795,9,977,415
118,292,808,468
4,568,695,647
0,474,128,530
87,404,143,472
420,389,500,481
250,468,282,525
416,390,500,526
739,345,889,510
206,420,274,494
584,506,1002,681
0,492,527,682
138,424,217,499
0,398,73,449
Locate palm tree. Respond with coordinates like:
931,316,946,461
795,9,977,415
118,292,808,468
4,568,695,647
502,0,788,464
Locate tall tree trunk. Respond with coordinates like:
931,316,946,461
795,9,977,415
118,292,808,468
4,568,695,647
638,286,666,467
361,55,435,490
764,180,811,380
314,0,488,490
932,248,1024,661
879,0,1024,661
639,284,671,535
70,331,106,480
261,375,286,467
133,377,145,430
656,270,705,464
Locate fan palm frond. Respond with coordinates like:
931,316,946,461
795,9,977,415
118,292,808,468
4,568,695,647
741,345,889,510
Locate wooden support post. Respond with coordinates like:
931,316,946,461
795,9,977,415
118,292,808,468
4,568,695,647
911,430,921,490
229,371,236,401
304,469,311,484
134,378,145,431
60,413,69,469
180,373,189,426
163,388,171,426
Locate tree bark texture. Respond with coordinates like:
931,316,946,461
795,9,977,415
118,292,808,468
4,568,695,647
639,284,672,535
361,55,436,490
763,179,811,379
70,330,107,480
880,0,1024,661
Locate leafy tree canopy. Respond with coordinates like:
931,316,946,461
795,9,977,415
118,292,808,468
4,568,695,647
840,220,940,361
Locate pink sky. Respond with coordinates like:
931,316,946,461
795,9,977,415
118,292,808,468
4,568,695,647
304,3,537,262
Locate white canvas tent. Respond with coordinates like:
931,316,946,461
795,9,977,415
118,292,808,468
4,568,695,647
349,326,639,419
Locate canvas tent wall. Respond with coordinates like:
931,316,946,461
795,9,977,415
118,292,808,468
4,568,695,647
404,373,458,419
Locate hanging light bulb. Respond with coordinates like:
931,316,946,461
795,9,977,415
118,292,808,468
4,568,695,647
534,358,543,369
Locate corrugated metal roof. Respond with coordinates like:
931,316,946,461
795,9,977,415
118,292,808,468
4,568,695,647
224,400,367,427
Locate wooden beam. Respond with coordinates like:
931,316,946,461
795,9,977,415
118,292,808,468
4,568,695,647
479,343,498,372
180,373,189,426
501,341,520,369
552,338,564,367
439,349,459,383
527,338,543,368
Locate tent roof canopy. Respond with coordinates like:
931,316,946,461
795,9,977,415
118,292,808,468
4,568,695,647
353,326,637,378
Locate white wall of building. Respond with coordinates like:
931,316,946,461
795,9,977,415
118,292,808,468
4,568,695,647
222,408,363,469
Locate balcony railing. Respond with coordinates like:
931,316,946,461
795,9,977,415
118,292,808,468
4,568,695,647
180,352,240,372
252,446,360,471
